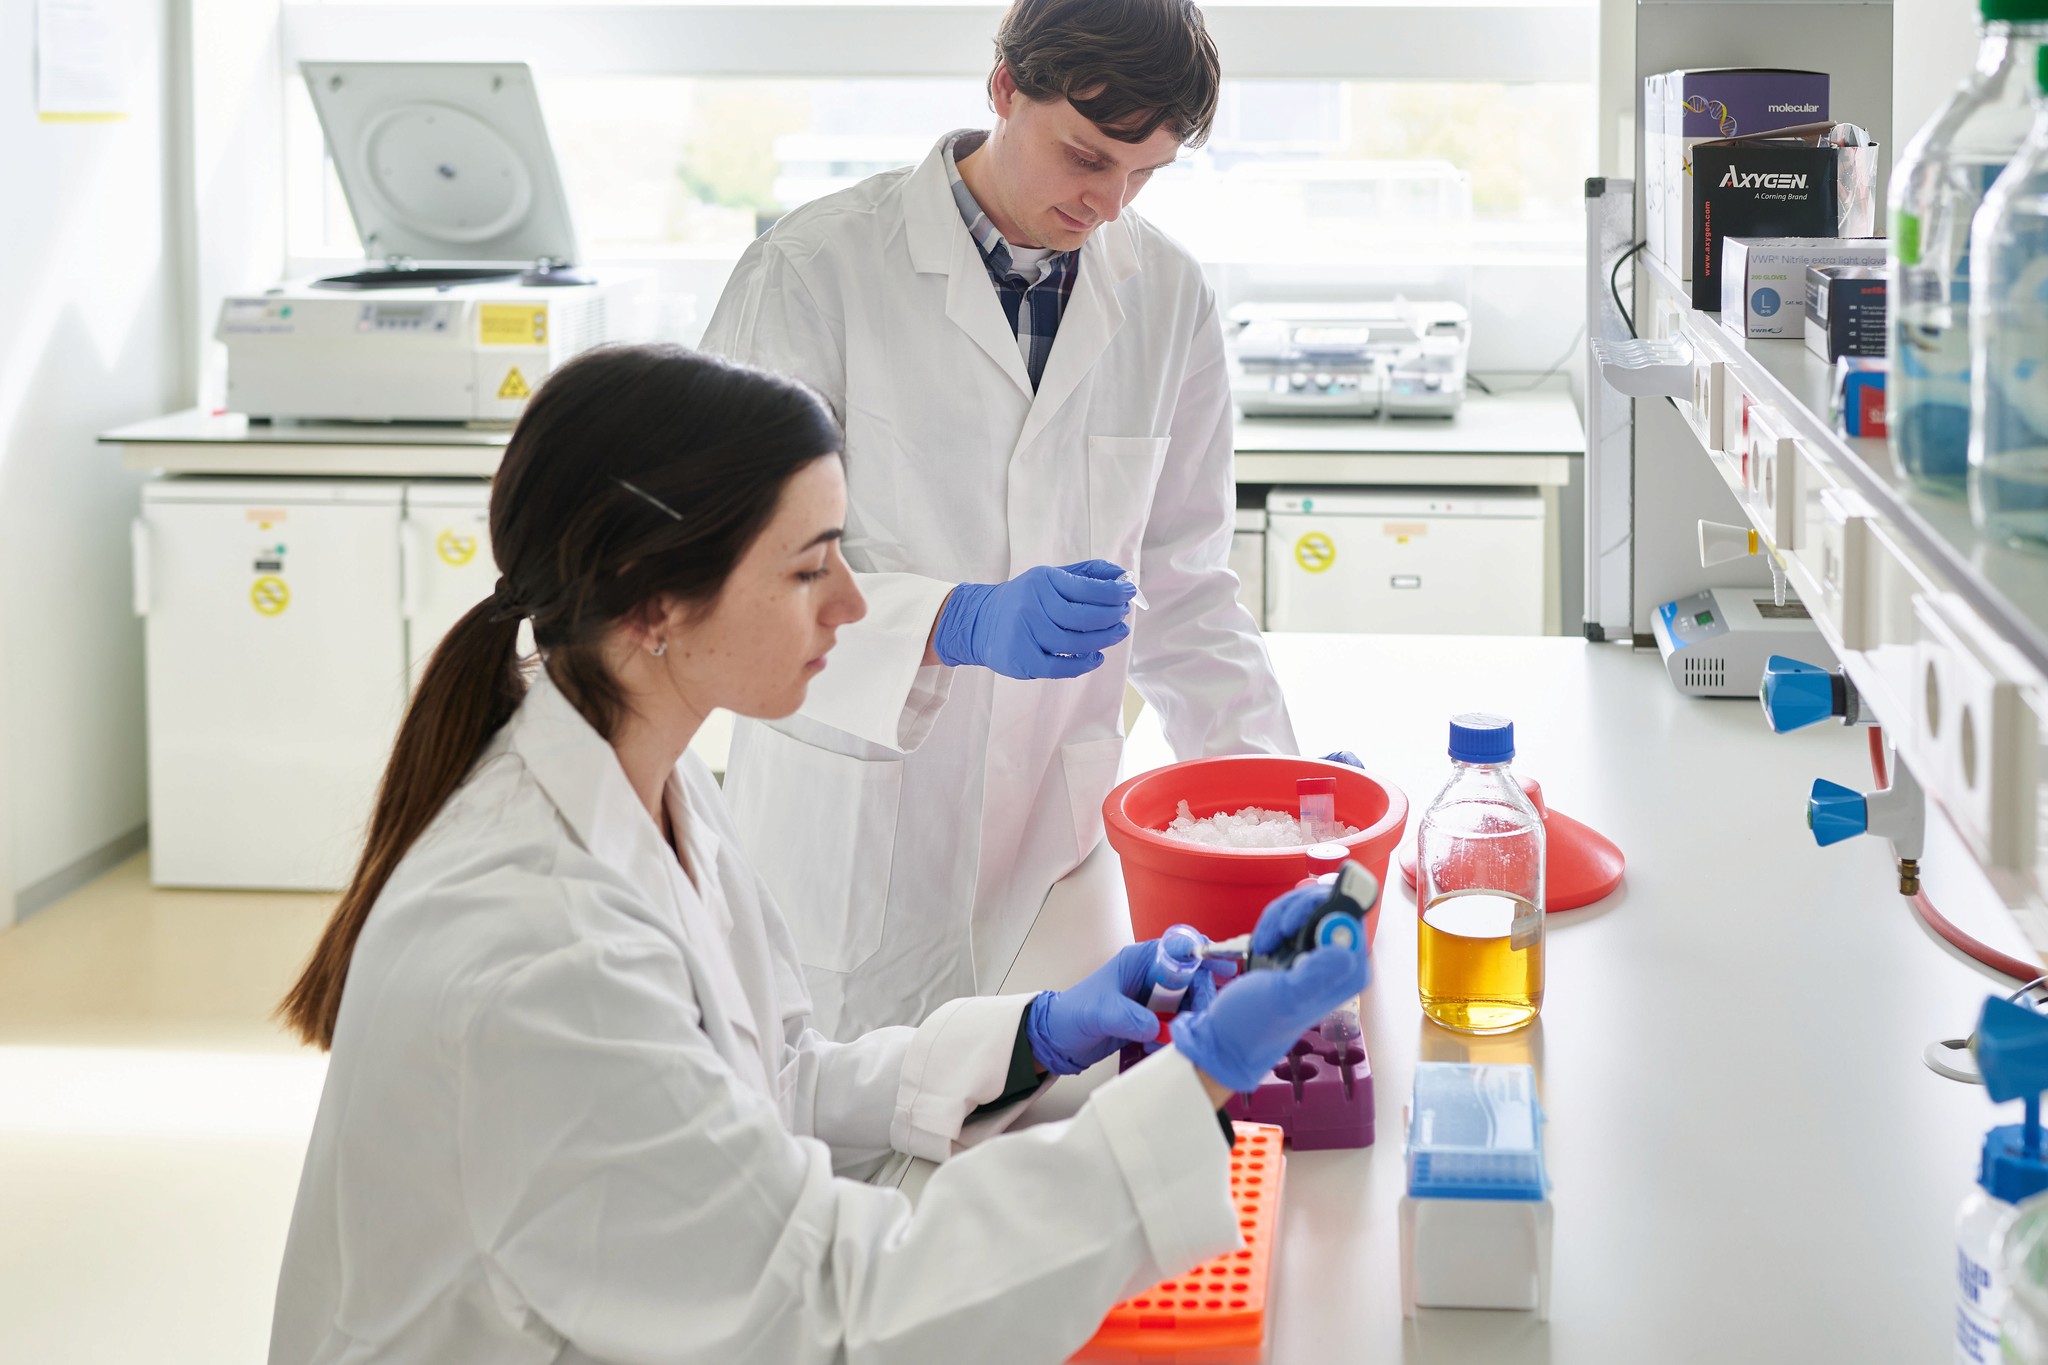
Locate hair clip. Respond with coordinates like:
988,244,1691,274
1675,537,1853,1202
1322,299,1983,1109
613,476,684,522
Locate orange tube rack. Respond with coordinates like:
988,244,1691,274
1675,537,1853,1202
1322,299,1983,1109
1069,1122,1286,1364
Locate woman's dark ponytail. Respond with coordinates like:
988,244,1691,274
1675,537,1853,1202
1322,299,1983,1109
279,602,525,1047
279,343,841,1049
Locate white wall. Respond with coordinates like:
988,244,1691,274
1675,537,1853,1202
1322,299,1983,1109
0,0,188,922
1894,0,1984,153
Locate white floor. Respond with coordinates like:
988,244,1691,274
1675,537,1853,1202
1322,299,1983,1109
0,856,332,1365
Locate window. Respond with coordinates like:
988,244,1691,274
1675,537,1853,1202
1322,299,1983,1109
288,74,1592,260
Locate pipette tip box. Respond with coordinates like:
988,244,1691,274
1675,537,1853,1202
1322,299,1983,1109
1069,1122,1284,1364
1398,1062,1552,1319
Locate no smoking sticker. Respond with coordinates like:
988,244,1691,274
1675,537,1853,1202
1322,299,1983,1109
436,530,479,567
1293,532,1336,574
250,576,290,616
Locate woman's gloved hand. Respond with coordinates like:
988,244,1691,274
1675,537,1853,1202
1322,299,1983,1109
934,560,1135,680
1321,750,1363,768
1026,941,1167,1075
1168,886,1371,1094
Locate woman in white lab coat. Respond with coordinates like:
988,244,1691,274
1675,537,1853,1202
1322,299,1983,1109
269,344,1364,1365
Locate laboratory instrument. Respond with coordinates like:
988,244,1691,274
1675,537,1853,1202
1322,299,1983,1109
134,480,409,889
1969,45,2048,546
1399,1062,1552,1318
1652,586,1833,696
1415,714,1545,1035
219,63,626,424
1397,776,1625,913
1190,862,1378,973
1889,0,2048,493
1103,754,1408,945
401,482,494,689
1227,301,1470,418
1959,996,2048,1361
1263,488,1545,637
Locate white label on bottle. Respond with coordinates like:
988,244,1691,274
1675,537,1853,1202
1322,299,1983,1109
1510,896,1541,951
1958,1242,1999,1363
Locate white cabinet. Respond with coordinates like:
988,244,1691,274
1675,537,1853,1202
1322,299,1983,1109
402,482,495,688
134,481,407,889
1264,488,1545,635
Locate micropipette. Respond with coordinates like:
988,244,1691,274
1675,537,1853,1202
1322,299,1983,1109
1198,862,1381,973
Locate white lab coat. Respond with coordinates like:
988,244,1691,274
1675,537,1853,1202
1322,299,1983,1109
702,134,1297,1038
269,670,1240,1365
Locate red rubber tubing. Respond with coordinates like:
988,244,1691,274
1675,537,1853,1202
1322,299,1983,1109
1870,726,2042,983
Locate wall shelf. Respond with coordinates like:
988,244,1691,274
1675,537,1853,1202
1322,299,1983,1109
1637,253,2048,956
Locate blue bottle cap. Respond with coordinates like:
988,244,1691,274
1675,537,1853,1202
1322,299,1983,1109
1981,1123,2048,1203
1448,713,1515,765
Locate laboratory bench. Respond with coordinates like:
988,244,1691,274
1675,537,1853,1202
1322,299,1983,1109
949,632,2027,1364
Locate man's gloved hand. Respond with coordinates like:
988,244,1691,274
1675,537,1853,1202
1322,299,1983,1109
1321,751,1363,768
1026,941,1166,1076
1168,886,1370,1093
934,560,1135,680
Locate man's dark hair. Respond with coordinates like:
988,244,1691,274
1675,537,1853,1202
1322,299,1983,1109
993,0,1222,148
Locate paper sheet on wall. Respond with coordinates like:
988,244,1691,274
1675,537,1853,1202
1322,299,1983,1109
36,0,128,121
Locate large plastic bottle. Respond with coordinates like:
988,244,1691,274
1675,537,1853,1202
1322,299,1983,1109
1957,997,2048,1361
1971,47,2048,546
1889,0,2048,495
1415,714,1545,1035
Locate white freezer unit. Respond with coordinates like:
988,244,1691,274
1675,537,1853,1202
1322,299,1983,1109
1230,506,1267,629
1264,487,1545,635
134,480,408,889
403,481,495,688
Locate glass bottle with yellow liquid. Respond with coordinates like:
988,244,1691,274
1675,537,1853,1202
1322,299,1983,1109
1417,714,1545,1034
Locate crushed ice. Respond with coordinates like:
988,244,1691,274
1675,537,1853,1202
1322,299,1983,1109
1160,800,1362,849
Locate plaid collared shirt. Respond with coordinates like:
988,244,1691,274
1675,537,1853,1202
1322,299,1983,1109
943,130,1079,391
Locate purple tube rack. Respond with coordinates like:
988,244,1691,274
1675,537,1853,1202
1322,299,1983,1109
1121,1027,1375,1151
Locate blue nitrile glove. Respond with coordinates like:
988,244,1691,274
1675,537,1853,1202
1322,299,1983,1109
1027,941,1167,1075
1168,886,1371,1093
1321,751,1363,768
934,560,1136,680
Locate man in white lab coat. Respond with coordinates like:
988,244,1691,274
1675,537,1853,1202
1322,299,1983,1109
703,0,1315,1038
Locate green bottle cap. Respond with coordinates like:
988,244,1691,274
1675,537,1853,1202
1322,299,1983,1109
1982,0,2048,21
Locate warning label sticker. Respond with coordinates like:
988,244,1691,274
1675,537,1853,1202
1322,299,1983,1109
1293,532,1336,574
479,305,547,346
250,576,290,616
497,367,531,400
436,529,479,567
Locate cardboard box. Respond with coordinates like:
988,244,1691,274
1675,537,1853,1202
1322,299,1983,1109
1805,265,1887,360
1719,237,1886,336
1834,356,1887,437
1644,68,1830,282
1693,139,1882,312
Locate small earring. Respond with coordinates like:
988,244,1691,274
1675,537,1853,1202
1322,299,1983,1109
650,640,668,658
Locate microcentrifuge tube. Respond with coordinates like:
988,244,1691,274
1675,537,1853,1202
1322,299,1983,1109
1298,777,1338,843
1146,923,1208,1010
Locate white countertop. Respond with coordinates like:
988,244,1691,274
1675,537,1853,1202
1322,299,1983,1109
1234,390,1584,457
970,633,2033,1363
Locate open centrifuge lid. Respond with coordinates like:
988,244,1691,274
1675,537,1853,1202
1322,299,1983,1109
302,62,580,268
